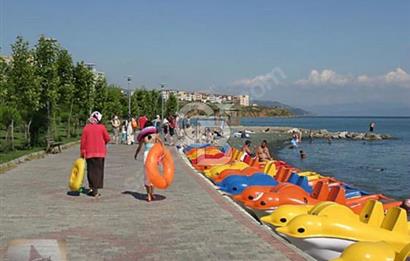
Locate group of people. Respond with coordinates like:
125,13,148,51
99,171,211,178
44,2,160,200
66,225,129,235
80,111,167,201
241,139,273,162
110,114,183,146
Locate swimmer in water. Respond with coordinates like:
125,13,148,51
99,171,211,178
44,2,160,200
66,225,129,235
299,150,306,159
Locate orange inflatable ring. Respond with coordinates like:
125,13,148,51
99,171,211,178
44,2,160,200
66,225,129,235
145,143,175,189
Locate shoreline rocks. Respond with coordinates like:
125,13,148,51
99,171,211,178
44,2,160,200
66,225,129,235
232,126,394,141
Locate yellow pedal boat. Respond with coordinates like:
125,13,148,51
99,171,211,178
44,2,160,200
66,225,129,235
276,202,410,261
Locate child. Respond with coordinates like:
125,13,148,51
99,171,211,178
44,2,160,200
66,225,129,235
121,121,127,144
134,124,163,202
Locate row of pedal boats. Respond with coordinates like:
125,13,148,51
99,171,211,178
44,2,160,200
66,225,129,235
182,143,410,261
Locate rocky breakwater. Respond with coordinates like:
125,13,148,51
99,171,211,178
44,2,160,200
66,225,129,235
233,126,394,141
305,129,393,141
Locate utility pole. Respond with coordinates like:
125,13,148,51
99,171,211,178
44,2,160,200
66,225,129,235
160,83,166,121
127,76,132,118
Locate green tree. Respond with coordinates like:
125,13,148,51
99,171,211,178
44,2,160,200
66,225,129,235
0,107,21,150
73,62,95,130
131,88,144,116
56,48,75,137
93,75,108,115
8,36,41,147
34,35,60,141
105,85,127,119
0,56,8,104
165,92,178,116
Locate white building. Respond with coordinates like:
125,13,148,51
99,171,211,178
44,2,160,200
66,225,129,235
193,92,203,102
239,95,250,107
85,63,105,78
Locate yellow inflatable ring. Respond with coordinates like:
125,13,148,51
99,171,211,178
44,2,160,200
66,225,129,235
145,143,175,189
69,158,86,191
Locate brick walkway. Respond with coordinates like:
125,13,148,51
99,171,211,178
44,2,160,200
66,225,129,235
0,145,311,260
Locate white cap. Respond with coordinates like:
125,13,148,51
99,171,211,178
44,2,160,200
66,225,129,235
91,111,102,122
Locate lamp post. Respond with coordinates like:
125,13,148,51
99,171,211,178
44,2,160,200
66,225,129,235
160,83,165,121
127,76,132,118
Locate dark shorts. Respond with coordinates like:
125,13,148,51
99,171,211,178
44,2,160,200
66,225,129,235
169,128,175,136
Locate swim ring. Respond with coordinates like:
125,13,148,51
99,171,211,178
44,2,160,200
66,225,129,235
69,158,86,191
145,143,175,189
137,126,157,142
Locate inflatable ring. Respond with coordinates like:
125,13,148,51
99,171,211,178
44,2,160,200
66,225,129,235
69,158,86,191
145,143,175,189
137,126,157,142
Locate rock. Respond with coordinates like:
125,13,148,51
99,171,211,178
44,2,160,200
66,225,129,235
314,133,326,138
352,133,365,140
318,129,329,134
364,132,382,140
381,134,392,139
338,131,348,139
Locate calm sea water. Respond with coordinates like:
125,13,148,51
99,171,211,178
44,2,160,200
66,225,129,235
241,117,410,199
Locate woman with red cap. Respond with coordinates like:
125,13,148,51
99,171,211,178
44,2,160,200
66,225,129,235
80,111,110,197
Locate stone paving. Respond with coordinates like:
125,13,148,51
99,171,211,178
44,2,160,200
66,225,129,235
0,144,311,260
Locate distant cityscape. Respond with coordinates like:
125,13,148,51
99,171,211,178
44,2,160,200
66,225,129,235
161,89,250,107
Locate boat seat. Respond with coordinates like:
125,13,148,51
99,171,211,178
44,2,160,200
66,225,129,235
242,154,252,164
359,200,385,226
327,186,346,204
397,242,410,261
275,167,292,182
249,157,260,168
288,173,313,193
263,161,277,176
311,181,330,201
381,207,408,234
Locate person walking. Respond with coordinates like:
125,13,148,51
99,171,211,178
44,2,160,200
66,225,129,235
168,115,176,145
153,115,161,133
111,115,121,144
162,117,170,144
134,124,163,202
138,115,148,130
80,111,110,197
127,119,135,145
121,121,127,144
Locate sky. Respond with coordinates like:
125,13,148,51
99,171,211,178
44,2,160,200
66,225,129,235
1,0,410,115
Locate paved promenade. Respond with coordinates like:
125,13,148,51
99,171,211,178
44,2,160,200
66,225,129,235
0,144,310,260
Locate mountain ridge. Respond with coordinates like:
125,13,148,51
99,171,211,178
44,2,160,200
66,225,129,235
252,100,313,116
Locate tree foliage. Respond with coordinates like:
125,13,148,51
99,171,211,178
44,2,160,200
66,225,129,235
0,35,179,152
165,92,178,116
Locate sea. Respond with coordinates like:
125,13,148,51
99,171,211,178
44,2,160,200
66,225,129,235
241,117,410,200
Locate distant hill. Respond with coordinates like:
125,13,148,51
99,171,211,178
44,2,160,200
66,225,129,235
253,100,312,116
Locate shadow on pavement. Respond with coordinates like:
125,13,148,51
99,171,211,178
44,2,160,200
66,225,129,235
122,191,166,201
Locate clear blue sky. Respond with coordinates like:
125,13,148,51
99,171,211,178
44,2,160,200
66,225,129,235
1,0,410,115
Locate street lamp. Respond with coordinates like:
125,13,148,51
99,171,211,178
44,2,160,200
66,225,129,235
160,83,166,121
127,76,132,118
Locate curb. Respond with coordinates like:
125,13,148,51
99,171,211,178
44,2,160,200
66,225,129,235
0,140,80,174
176,148,315,261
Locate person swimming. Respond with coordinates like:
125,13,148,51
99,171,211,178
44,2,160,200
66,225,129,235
299,150,306,159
